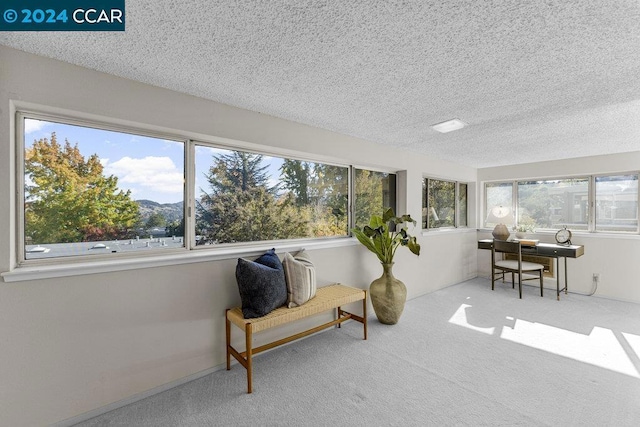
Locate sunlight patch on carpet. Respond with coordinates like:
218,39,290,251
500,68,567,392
449,302,640,378
448,303,495,335
501,320,639,378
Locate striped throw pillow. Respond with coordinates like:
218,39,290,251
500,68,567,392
283,249,317,308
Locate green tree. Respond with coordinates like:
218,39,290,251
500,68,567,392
354,169,387,229
309,164,349,234
426,179,455,228
25,133,139,243
279,161,349,236
280,159,310,206
518,184,552,227
145,212,167,229
166,218,185,237
209,151,275,194
197,151,307,243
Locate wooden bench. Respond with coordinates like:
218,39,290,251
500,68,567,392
225,283,367,393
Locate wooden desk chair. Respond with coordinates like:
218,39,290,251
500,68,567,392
491,240,544,299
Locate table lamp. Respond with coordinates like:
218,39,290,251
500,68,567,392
486,206,514,240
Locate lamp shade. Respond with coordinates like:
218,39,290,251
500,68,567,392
486,205,514,226
486,205,513,240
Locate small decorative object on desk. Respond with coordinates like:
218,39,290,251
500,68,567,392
513,223,534,239
555,225,572,245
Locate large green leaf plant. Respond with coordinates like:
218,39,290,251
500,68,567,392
352,208,421,264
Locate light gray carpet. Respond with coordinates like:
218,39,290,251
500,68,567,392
75,278,640,426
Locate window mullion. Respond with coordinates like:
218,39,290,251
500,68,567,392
16,112,27,265
513,181,518,229
454,182,459,228
588,175,596,232
348,165,355,234
185,140,195,250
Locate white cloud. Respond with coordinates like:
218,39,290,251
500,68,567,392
24,119,47,134
104,156,184,196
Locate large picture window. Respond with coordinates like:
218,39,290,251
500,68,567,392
17,110,398,265
21,115,185,261
194,145,349,245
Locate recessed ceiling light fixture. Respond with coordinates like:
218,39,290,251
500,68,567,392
431,118,466,133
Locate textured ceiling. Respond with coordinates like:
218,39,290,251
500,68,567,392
2,0,640,168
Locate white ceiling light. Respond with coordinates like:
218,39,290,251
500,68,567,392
431,118,467,133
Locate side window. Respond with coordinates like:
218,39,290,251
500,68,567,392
353,169,396,229
193,144,349,245
21,115,185,261
423,178,456,229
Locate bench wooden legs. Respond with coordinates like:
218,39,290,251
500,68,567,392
225,309,231,371
336,291,368,340
225,294,367,394
225,312,255,393
245,323,253,393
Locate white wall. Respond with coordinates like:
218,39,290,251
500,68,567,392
477,154,640,303
0,46,478,426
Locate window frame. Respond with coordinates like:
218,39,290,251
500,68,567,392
457,182,468,228
14,107,400,268
190,139,354,249
423,176,469,230
483,172,640,235
16,110,191,266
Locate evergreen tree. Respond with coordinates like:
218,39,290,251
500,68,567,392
280,159,310,206
197,151,306,243
209,151,276,194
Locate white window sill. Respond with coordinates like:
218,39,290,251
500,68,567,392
421,227,476,237
1,238,358,283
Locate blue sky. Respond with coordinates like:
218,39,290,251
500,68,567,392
25,118,184,204
24,118,283,204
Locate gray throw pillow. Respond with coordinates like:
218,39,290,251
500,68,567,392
283,249,317,308
235,249,287,318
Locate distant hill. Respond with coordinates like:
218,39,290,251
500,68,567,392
136,199,184,223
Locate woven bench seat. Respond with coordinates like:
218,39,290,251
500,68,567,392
226,283,367,393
